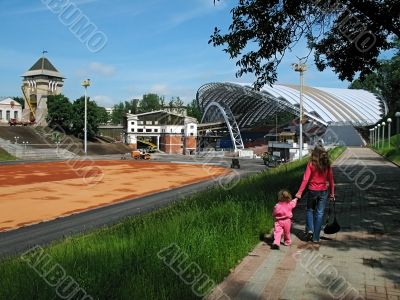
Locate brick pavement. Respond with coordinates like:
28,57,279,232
208,148,400,300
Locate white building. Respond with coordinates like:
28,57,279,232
0,98,22,124
126,110,197,154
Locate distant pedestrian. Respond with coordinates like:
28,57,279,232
271,190,298,250
295,146,335,243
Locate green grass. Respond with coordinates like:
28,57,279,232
372,134,400,164
0,146,345,300
0,147,16,161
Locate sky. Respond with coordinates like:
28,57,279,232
0,0,351,108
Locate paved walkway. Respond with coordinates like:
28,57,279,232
208,148,400,300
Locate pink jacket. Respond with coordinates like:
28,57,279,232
273,198,298,220
297,162,335,197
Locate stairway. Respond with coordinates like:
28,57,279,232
323,124,365,147
0,137,77,160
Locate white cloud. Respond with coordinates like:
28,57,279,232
149,84,169,95
89,62,116,76
91,95,115,107
76,62,117,77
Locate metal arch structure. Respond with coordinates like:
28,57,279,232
197,82,388,127
201,101,245,151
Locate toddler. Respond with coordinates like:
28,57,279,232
272,190,298,249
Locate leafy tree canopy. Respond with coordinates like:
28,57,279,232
350,45,400,115
12,97,25,109
46,94,73,133
187,99,202,121
71,96,104,140
210,0,399,89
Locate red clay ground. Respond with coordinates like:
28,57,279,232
0,160,229,232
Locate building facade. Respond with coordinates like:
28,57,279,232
125,111,197,154
0,98,22,124
21,56,64,126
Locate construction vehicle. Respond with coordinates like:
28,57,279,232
137,139,157,152
121,149,151,160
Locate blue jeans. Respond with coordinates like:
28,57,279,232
306,190,328,241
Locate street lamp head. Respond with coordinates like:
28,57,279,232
387,118,392,123
382,121,386,126
81,79,91,88
378,124,381,127
395,112,400,117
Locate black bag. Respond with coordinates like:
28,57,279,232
324,201,340,234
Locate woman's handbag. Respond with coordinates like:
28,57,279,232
324,201,340,234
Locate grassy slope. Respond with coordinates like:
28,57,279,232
0,147,16,161
0,147,345,300
372,135,400,164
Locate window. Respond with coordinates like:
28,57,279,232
190,133,194,136
0,110,2,120
181,129,184,134
146,129,152,133
131,128,135,132
14,111,18,119
146,121,152,125
131,121,135,125
154,121,159,125
138,121,144,125
138,129,143,132
190,125,194,129
6,111,10,121
154,129,158,133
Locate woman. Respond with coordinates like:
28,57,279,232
295,146,335,243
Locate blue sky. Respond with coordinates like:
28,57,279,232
0,0,350,108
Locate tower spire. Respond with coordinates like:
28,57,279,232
41,50,48,71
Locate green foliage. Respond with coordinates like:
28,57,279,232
96,106,109,124
350,47,400,114
210,0,399,89
0,148,345,300
46,94,73,133
110,102,125,125
12,97,25,109
0,147,16,161
140,93,162,112
372,135,400,164
187,99,202,121
70,97,104,139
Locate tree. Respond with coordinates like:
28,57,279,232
125,99,140,115
46,94,73,132
187,99,202,121
140,93,161,112
110,102,125,125
96,106,109,124
12,97,25,109
210,0,399,89
350,50,400,114
71,97,104,139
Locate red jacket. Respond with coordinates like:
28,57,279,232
297,162,335,197
273,198,298,220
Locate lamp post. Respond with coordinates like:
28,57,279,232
382,121,386,148
377,124,381,148
395,112,400,149
81,79,91,155
375,126,378,146
387,118,392,148
14,136,20,144
369,129,373,146
292,60,307,159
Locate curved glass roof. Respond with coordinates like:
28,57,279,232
197,82,387,127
